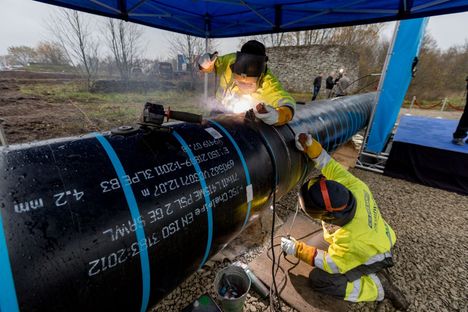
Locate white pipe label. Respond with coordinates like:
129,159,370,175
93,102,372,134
205,127,223,139
246,184,253,203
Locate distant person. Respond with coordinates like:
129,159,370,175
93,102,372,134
335,72,350,97
312,72,323,101
452,76,468,146
325,72,335,98
334,68,344,84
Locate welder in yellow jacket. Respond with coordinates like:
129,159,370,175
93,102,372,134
197,40,295,126
281,133,408,310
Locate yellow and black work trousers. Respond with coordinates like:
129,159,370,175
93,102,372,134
306,232,392,302
309,268,385,302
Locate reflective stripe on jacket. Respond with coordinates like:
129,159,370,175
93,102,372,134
214,53,296,112
296,151,396,302
313,152,396,274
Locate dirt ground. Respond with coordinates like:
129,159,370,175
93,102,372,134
0,71,203,144
0,78,96,143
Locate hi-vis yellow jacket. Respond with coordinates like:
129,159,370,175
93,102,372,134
213,53,296,114
296,151,396,302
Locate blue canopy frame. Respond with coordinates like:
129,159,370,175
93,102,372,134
34,0,468,38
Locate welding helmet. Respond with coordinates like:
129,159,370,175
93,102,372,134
299,175,356,226
231,40,268,78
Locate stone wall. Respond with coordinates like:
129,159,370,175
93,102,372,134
266,45,359,93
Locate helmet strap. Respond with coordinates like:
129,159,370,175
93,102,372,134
319,177,347,212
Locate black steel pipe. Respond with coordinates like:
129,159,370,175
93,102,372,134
0,93,375,312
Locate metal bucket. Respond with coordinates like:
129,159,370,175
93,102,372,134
214,265,251,312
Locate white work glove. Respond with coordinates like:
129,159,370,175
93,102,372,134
254,104,279,125
281,236,297,256
295,133,313,151
198,52,217,69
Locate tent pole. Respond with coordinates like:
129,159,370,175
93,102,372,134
204,37,209,100
358,21,400,157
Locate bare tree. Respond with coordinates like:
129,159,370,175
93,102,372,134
7,46,37,66
104,18,145,81
239,33,285,48
48,9,100,90
36,41,68,65
242,24,384,49
168,34,217,64
167,34,217,88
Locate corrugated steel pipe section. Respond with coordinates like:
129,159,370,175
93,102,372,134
0,93,375,311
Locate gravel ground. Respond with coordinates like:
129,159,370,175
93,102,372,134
348,169,468,312
155,168,468,312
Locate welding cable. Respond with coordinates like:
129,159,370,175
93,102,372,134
354,79,379,94
248,121,282,311
287,203,301,238
287,150,311,236
269,146,311,311
267,150,320,301
265,227,324,301
266,143,282,311
252,120,315,310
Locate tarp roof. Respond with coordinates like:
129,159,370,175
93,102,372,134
34,0,468,38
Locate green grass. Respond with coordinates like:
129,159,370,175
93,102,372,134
20,82,205,131
21,82,203,112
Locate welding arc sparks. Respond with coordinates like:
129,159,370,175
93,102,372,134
222,94,255,114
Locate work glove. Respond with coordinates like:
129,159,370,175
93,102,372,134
198,52,218,70
254,104,293,126
295,133,323,159
281,236,297,256
254,103,278,125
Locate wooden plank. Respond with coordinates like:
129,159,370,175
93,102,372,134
249,214,350,312
331,141,359,169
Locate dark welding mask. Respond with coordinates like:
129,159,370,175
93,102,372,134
299,175,356,226
231,52,268,78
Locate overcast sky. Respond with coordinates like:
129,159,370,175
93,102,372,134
1,0,467,58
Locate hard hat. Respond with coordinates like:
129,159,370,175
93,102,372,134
299,175,356,226
231,40,268,78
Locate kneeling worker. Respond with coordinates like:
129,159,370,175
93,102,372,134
198,40,295,126
281,134,409,310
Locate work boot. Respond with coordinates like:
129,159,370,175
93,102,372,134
377,271,409,311
452,138,464,146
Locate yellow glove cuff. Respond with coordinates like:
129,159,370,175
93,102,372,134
295,241,317,266
304,139,323,159
275,106,293,125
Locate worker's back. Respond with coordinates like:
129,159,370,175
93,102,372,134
321,158,395,273
336,76,350,96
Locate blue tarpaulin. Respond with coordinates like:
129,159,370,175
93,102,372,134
34,0,468,38
366,17,428,153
